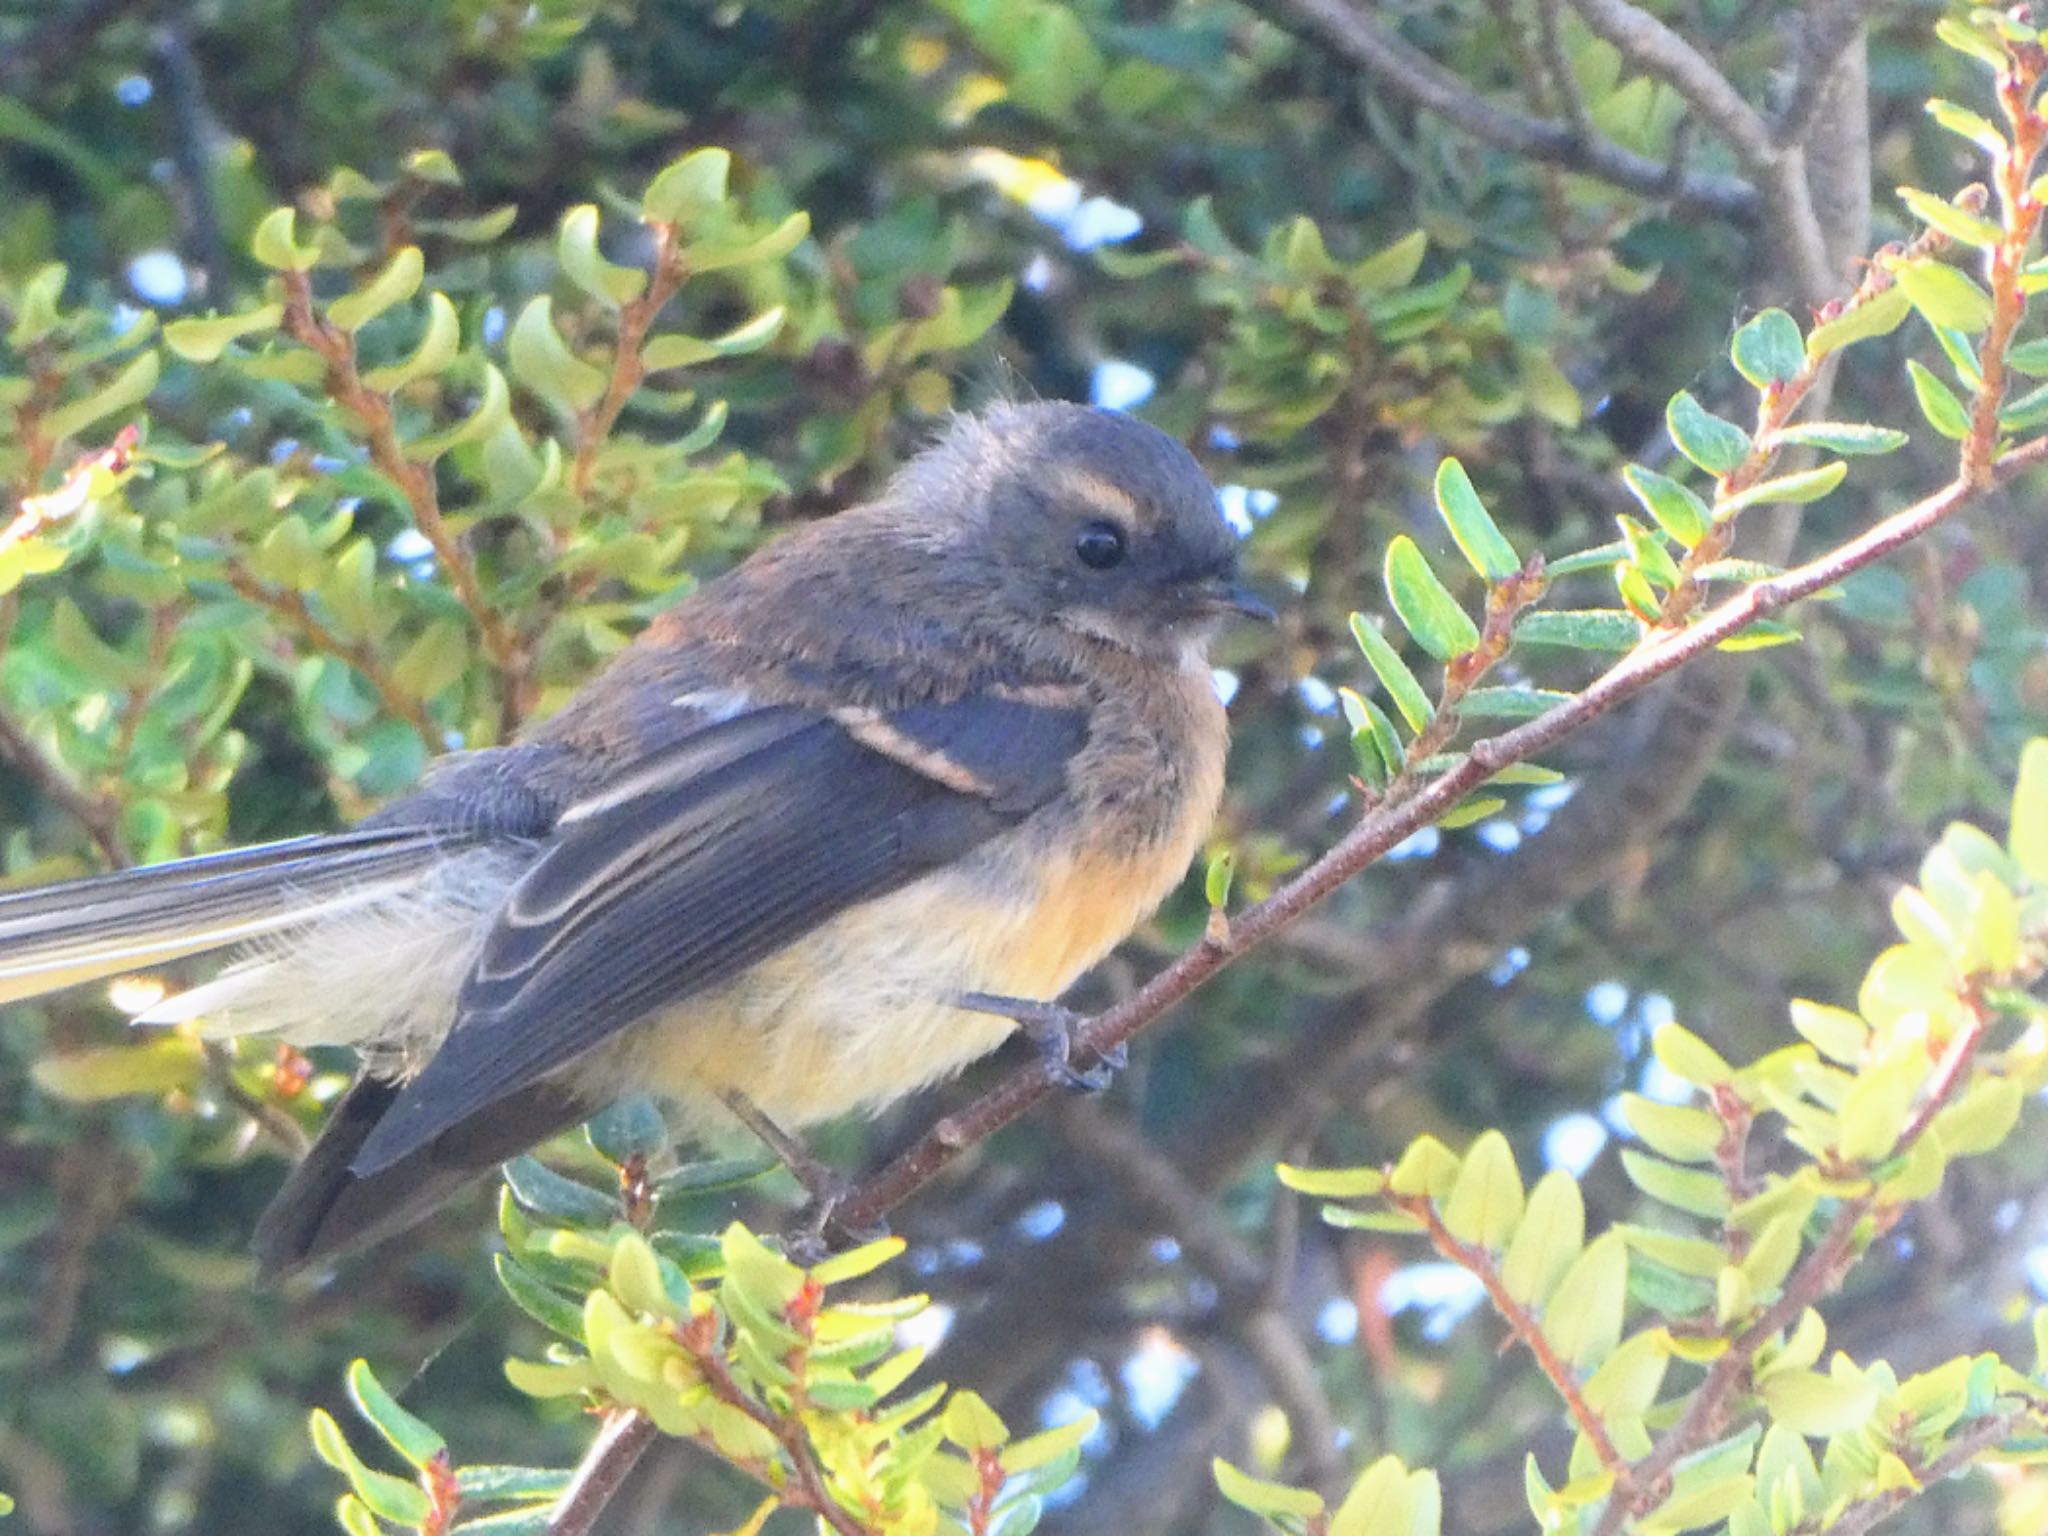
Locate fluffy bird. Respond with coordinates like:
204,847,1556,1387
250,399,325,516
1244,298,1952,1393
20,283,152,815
0,402,1268,1275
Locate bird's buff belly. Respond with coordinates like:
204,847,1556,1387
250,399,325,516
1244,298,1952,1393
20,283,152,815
607,834,1184,1130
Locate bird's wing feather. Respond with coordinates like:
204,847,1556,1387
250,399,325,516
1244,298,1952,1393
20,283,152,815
350,693,1087,1174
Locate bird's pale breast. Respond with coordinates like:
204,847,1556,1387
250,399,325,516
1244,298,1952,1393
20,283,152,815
610,691,1223,1133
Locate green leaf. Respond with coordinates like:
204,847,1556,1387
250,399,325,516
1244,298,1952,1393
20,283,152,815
1769,421,1907,456
1320,1204,1425,1233
1384,536,1479,661
1093,245,1185,279
1582,1331,1672,1422
1204,848,1235,909
1897,187,2003,249
44,349,159,444
493,1253,584,1339
502,1156,616,1224
1620,464,1709,547
1388,1134,1461,1201
1440,1130,1524,1249
329,247,425,333
403,147,462,185
1757,1366,1878,1437
1729,309,1804,388
1544,1233,1629,1370
1717,462,1848,515
642,148,731,226
1858,943,1952,1029
1277,1163,1387,1199
362,292,461,391
558,204,645,307
684,210,811,275
32,1036,203,1101
1805,284,1911,359
1619,1096,1721,1163
6,263,67,347
508,296,606,417
942,1391,1009,1452
347,1360,445,1469
1621,1150,1729,1220
1739,1208,1807,1297
250,206,319,271
1352,229,1428,292
407,362,511,461
449,1503,558,1532
2012,738,2048,882
1213,1459,1325,1521
164,305,285,362
1329,1455,1438,1536
1433,458,1518,581
1436,795,1506,830
1665,392,1752,476
1000,1412,1099,1473
721,1221,805,1311
641,307,787,371
1926,98,2006,154
1927,1073,2023,1157
1499,1169,1585,1308
1513,609,1640,651
1459,686,1573,720
1787,1000,1866,1065
1895,258,1995,332
1653,1024,1732,1087
1348,614,1434,732
309,1409,430,1523
809,1235,906,1287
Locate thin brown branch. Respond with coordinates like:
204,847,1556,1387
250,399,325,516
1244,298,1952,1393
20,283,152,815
835,441,2028,1236
546,1411,658,1536
0,704,130,867
569,224,684,500
1567,0,1775,165
1776,0,1876,147
221,566,442,754
1566,0,1833,300
1593,990,2006,1532
1246,0,1759,220
1534,0,1598,142
1822,1408,2034,1536
1393,1191,1627,1480
200,1041,311,1158
276,270,533,734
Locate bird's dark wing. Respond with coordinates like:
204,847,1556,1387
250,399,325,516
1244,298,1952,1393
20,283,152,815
349,692,1088,1174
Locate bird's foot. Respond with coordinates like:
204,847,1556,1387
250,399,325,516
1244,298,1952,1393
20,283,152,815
956,991,1126,1092
718,1090,887,1264
787,1175,892,1266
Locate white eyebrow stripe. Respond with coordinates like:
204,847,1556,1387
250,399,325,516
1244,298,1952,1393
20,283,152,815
1054,469,1141,522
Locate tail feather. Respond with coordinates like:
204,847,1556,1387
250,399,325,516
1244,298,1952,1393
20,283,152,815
0,830,464,1006
252,1072,596,1279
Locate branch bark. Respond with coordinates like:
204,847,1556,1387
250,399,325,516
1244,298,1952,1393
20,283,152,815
1248,0,1759,220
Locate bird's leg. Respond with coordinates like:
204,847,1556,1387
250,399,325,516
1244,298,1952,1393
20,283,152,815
955,991,1126,1092
717,1089,884,1262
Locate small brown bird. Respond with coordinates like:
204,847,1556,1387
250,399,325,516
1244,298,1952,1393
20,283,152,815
0,401,1268,1275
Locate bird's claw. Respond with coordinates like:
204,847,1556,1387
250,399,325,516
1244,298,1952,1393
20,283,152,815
719,1089,887,1261
956,991,1125,1094
786,1173,891,1266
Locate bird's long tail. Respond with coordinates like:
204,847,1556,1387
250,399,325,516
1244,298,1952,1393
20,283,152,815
0,829,461,1007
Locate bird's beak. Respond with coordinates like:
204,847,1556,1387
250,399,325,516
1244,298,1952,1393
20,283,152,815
1204,579,1277,624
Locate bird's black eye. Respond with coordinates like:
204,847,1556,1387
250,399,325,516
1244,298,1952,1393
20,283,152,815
1074,520,1127,570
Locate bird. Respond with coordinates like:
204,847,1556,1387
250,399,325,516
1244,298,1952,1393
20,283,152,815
0,400,1270,1277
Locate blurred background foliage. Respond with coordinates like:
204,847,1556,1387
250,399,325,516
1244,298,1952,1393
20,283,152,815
1,0,2046,1532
